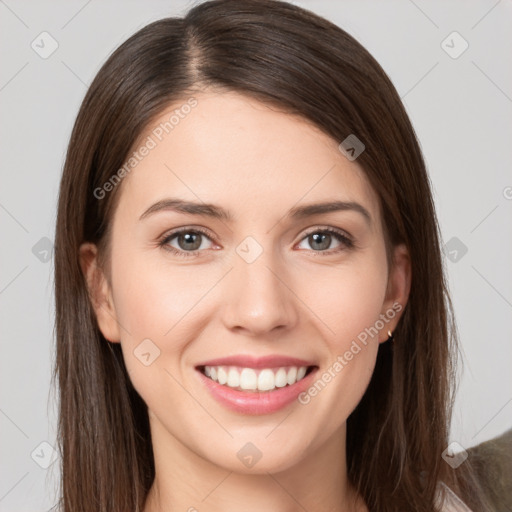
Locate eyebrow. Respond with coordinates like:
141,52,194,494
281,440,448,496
139,198,372,226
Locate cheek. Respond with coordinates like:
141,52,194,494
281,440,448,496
109,253,200,416
109,249,224,392
301,255,388,347
294,251,387,404
296,264,387,427
111,249,208,340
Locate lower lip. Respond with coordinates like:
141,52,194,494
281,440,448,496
196,367,318,415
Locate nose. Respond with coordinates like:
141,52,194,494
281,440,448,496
221,249,299,337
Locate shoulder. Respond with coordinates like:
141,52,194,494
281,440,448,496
435,481,474,512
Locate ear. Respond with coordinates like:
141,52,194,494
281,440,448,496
79,242,121,343
379,243,411,343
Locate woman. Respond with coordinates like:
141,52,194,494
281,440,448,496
53,1,491,510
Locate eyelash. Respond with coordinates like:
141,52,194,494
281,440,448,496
158,226,354,259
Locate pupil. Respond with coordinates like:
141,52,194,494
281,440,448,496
179,232,201,251
310,233,330,251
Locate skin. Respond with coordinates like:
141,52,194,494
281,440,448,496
80,90,411,512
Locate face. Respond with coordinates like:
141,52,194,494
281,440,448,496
81,90,410,474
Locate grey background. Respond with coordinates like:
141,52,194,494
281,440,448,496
1,0,511,509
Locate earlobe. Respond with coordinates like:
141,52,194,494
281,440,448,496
79,242,121,343
380,243,411,343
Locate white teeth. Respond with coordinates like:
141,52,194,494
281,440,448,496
240,368,258,390
274,368,288,388
202,365,311,391
257,369,275,391
286,366,297,385
227,368,240,388
217,367,228,385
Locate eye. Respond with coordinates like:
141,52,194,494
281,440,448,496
159,227,215,258
159,226,354,258
296,227,353,254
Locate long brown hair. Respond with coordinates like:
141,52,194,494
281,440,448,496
53,1,490,510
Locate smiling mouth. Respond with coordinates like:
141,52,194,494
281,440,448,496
197,365,317,392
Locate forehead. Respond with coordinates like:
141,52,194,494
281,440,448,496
114,90,380,228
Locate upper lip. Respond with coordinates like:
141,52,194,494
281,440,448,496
195,355,317,369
